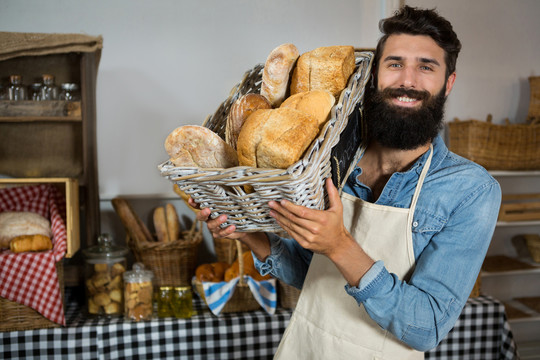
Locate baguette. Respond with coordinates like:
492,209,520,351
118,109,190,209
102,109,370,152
111,198,154,246
166,203,181,242
260,43,299,107
153,207,169,243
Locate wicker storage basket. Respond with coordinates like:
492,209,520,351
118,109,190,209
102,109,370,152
194,240,261,313
0,261,64,332
278,280,301,309
213,236,249,264
448,115,540,170
159,51,373,232
128,222,203,286
524,234,540,263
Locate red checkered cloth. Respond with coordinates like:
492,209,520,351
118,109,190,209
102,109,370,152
0,184,67,325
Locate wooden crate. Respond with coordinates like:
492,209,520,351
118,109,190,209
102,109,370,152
0,177,80,257
498,193,540,222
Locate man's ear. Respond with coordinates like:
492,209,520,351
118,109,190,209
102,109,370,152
445,72,456,96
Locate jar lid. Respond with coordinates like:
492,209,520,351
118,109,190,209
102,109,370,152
61,83,79,90
82,233,129,259
123,262,154,283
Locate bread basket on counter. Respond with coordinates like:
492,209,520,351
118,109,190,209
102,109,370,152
159,51,373,232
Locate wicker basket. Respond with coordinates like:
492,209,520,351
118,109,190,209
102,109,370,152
469,274,481,298
524,234,540,263
278,280,301,309
526,76,540,124
448,115,540,170
128,221,203,286
159,51,373,232
194,240,261,313
0,261,64,332
213,236,249,264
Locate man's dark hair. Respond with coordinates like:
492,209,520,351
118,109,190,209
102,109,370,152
374,6,462,79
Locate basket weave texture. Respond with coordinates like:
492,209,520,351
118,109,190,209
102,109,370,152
194,240,260,313
448,115,540,170
524,234,540,263
159,51,373,232
278,280,301,309
128,222,202,286
0,261,64,332
213,237,248,264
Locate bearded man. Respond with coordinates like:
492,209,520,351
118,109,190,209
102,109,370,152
192,6,502,359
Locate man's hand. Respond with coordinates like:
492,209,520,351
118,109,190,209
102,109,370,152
268,178,351,258
188,197,271,261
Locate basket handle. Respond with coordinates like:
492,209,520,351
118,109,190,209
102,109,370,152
236,240,245,285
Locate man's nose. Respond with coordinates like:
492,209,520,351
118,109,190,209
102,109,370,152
399,67,417,88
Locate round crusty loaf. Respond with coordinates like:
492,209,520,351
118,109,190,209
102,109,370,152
226,93,272,150
165,125,239,168
280,90,336,128
290,45,356,99
260,43,300,107
0,211,52,249
237,107,319,169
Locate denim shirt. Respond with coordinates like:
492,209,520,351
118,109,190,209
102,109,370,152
254,135,501,351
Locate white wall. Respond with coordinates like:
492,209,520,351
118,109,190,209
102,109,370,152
0,0,399,198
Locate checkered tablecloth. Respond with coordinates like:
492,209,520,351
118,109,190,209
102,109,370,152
0,289,519,360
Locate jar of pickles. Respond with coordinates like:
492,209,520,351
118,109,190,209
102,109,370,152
124,263,154,321
82,234,128,317
157,286,193,319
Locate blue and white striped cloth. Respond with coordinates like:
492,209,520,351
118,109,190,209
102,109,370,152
198,276,277,316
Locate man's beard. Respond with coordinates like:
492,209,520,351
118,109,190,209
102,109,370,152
364,86,447,150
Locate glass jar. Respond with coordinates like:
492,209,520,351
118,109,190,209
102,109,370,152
172,286,193,319
40,74,59,100
8,75,27,100
124,263,154,322
59,83,80,101
29,83,43,101
82,233,128,317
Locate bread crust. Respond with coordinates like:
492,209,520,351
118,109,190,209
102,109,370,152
226,93,271,150
290,45,356,99
0,211,52,249
165,125,238,168
237,107,319,169
280,90,336,128
260,43,299,106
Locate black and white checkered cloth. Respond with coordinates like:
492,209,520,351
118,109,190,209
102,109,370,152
0,290,518,359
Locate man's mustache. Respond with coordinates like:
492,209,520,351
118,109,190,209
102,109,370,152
380,87,431,102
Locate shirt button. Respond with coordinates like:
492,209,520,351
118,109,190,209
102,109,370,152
413,221,419,227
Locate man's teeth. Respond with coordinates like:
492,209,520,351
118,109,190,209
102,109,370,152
397,96,416,103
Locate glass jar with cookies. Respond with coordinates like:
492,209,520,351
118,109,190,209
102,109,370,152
123,262,154,321
82,233,128,317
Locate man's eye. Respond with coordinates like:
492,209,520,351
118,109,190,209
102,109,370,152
420,65,433,71
389,63,402,68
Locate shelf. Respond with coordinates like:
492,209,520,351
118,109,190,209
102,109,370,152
490,170,540,177
0,100,81,121
496,220,540,227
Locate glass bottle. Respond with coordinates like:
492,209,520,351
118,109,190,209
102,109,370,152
8,75,27,100
124,263,154,322
29,83,43,101
40,74,59,100
59,83,80,101
82,233,129,317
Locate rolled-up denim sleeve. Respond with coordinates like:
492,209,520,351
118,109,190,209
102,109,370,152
253,232,313,289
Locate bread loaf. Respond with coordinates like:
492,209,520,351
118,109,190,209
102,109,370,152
226,93,272,150
260,43,299,107
166,203,181,242
165,125,238,168
237,107,319,169
195,262,230,282
0,211,52,249
153,207,169,243
280,90,336,128
224,251,271,282
10,234,53,253
290,45,356,99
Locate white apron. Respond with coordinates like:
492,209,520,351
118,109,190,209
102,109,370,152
274,146,433,360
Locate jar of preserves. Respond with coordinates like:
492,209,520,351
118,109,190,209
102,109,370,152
172,286,193,319
82,233,128,317
124,263,154,321
157,286,174,318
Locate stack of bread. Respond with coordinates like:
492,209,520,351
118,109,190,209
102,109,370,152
0,211,53,253
195,250,271,283
165,43,356,172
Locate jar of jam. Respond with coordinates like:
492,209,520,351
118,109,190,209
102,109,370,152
124,263,154,321
82,234,128,317
157,286,193,319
